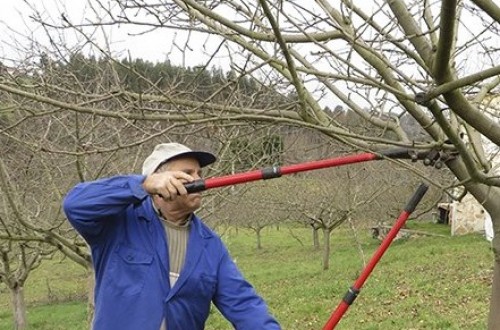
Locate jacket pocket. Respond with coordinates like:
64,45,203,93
180,273,217,301
198,274,217,299
108,245,153,296
200,274,217,296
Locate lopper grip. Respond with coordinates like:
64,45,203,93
184,180,206,194
404,183,429,212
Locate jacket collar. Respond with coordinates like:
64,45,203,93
165,213,214,299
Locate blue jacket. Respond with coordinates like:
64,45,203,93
63,175,281,330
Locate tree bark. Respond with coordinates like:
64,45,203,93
312,226,320,250
488,222,500,329
322,228,331,270
447,158,500,329
87,268,95,327
488,259,500,329
256,227,262,249
11,284,27,330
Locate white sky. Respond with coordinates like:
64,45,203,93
0,0,220,67
1,1,498,114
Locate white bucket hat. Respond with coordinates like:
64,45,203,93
142,143,216,176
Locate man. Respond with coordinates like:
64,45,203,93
63,142,281,330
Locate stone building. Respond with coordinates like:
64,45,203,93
439,193,493,241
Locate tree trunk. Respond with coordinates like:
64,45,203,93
447,158,500,329
488,218,500,330
11,284,27,330
312,226,320,250
472,200,500,329
488,258,500,329
87,268,95,327
256,227,262,249
322,228,331,270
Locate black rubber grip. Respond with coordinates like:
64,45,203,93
342,287,360,306
261,167,282,180
184,180,206,194
404,183,429,213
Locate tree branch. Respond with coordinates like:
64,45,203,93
433,0,457,79
470,0,500,23
387,0,435,67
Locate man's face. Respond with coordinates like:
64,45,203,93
159,156,204,212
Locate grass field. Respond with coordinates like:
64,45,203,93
0,222,494,329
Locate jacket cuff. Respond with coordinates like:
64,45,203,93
129,175,149,200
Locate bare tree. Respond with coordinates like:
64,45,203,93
286,162,432,271
0,157,57,330
1,0,500,327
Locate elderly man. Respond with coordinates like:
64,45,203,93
63,142,281,330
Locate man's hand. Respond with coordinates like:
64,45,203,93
143,171,194,201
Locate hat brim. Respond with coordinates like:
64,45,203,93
157,150,216,170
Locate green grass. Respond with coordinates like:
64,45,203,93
0,222,494,329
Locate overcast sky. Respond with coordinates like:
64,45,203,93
1,1,497,115
0,0,217,67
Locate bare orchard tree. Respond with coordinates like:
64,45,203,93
285,160,439,271
0,157,57,330
222,198,276,250
221,180,290,250
1,0,500,327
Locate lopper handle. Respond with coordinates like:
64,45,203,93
404,183,429,212
322,182,429,330
183,148,435,194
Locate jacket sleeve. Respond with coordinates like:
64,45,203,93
62,175,148,243
213,247,281,330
